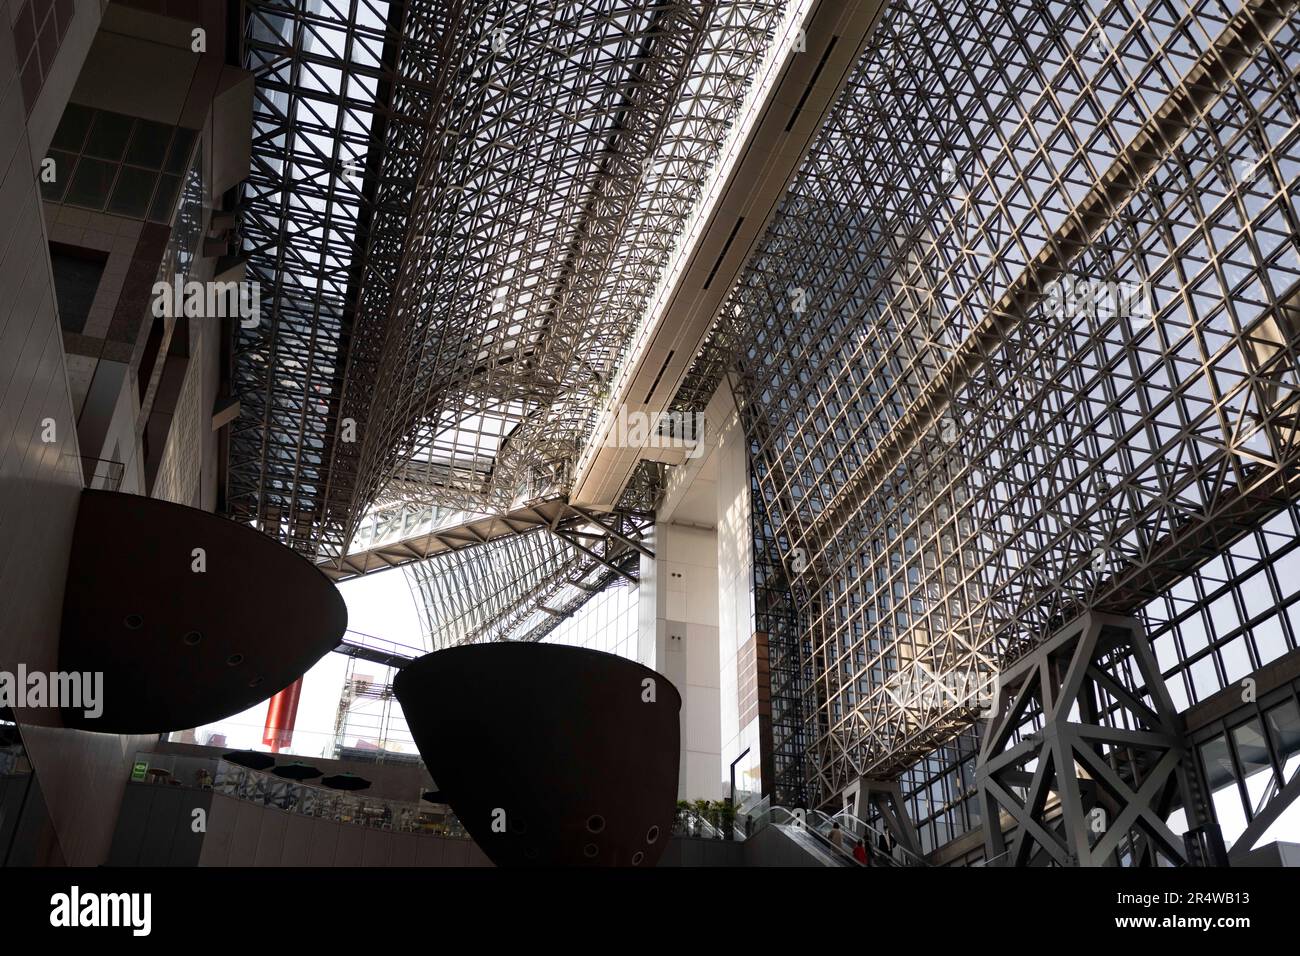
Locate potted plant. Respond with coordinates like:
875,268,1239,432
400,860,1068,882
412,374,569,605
693,799,713,836
714,799,737,840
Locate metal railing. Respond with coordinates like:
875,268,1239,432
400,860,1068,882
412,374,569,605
744,797,929,866
212,760,471,838
672,804,748,841
77,456,125,492
131,755,472,840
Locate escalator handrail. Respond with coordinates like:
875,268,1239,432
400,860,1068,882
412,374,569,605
776,819,859,866
801,820,867,866
822,808,929,867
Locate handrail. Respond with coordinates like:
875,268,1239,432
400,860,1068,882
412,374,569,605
973,848,1014,868
799,817,866,866
80,456,125,492
825,807,930,867
808,809,895,866
751,804,929,866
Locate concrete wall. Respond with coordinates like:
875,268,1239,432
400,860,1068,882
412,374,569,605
107,780,209,866
2,0,160,869
657,835,746,867
0,770,64,865
1238,841,1300,867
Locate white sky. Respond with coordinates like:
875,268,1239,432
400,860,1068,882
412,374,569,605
186,569,425,757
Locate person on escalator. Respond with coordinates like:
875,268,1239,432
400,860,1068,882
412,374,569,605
853,838,869,865
829,821,844,851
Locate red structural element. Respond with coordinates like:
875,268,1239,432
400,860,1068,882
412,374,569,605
263,678,303,753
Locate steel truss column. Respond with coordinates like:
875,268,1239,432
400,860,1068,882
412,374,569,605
977,613,1203,867
849,778,922,861
1229,766,1300,863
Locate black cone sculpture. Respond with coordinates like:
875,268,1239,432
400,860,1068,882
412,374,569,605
394,643,681,867
58,490,346,732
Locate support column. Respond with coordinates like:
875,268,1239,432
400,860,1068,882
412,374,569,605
846,778,922,860
713,382,767,807
976,613,1202,867
636,379,759,804
638,521,723,802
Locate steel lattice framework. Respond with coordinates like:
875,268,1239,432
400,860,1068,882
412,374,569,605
233,0,430,556
230,0,784,561
405,505,653,645
684,0,1300,801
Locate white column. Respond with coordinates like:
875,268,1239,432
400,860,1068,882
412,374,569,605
640,522,724,801
635,379,761,803
714,383,761,804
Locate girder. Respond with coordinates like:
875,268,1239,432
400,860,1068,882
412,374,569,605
232,0,436,557
402,504,654,646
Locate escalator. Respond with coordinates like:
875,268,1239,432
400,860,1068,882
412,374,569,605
746,802,925,866
775,821,859,866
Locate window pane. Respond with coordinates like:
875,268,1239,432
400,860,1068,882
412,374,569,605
49,244,107,335
50,103,93,152
64,157,115,210
1231,718,1275,818
84,111,133,161
1199,734,1234,791
107,166,158,219
1265,700,1300,762
124,120,172,169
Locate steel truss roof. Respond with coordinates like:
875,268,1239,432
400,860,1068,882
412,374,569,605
685,0,1300,795
404,503,654,646
230,0,785,560
232,0,430,557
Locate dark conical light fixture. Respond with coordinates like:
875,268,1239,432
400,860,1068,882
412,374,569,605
271,761,323,780
394,643,681,867
57,490,347,733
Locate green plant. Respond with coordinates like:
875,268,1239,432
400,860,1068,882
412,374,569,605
712,800,736,827
676,798,739,837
